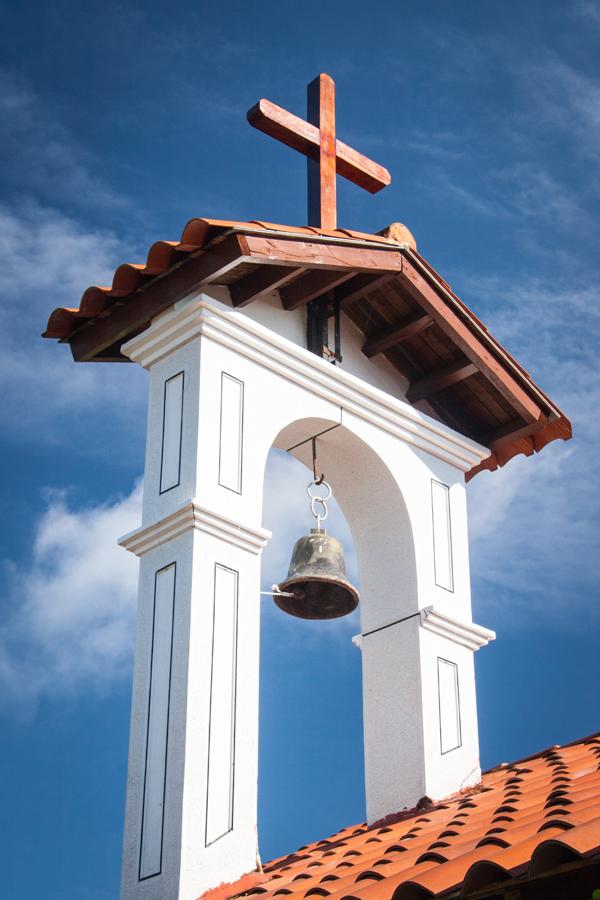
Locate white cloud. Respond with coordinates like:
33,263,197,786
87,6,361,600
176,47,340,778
0,450,360,714
0,201,147,443
0,483,142,716
0,67,129,212
518,58,600,163
0,70,151,447
465,277,600,626
575,2,600,26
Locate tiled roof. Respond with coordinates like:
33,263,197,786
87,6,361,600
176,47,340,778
42,218,404,341
42,216,571,479
239,733,600,900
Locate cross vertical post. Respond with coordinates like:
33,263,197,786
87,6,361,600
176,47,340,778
248,73,391,230
307,74,336,229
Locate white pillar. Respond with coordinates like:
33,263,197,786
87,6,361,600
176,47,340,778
117,291,494,898
118,326,270,900
289,419,495,823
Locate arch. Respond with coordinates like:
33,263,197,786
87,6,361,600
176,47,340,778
257,415,420,852
268,416,419,631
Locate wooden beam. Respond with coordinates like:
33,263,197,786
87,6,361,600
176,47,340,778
230,265,305,307
479,419,540,448
307,73,336,229
406,359,478,403
280,269,357,311
398,256,543,424
334,272,397,309
241,234,403,273
69,234,250,362
247,98,391,194
363,313,433,358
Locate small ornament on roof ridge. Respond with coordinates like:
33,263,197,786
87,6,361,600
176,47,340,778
247,73,391,230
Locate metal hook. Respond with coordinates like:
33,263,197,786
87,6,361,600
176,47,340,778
312,436,325,485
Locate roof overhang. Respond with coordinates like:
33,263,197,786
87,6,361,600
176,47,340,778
42,218,571,479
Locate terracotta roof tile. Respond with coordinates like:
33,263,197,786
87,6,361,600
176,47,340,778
225,732,600,900
42,214,571,478
41,217,408,341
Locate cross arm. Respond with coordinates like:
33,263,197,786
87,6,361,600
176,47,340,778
247,98,391,194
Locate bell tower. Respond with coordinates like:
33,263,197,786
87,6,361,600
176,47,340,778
42,73,571,900
116,289,494,899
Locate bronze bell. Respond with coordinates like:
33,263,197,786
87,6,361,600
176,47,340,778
275,528,359,620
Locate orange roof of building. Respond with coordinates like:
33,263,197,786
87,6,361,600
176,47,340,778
222,732,600,900
42,217,571,480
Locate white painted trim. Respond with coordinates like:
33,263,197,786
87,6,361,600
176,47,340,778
420,606,496,651
122,297,490,473
119,501,271,557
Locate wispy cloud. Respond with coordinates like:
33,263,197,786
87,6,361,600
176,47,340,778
517,57,600,163
466,276,600,628
408,34,600,234
575,2,600,26
0,450,359,715
0,201,147,444
0,68,129,212
0,483,142,717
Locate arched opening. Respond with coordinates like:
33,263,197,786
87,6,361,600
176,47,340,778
257,417,418,862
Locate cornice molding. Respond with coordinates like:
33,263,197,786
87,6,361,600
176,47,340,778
119,500,271,557
352,606,495,651
122,295,490,473
419,606,496,651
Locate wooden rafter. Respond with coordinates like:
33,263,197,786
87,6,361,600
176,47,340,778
69,234,251,362
280,269,360,311
241,234,402,273
480,419,540,448
363,313,434,358
230,265,306,307
397,256,544,424
334,273,397,309
406,360,478,403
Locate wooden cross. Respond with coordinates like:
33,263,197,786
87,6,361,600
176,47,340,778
247,73,391,230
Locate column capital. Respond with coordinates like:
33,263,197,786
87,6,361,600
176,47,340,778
420,606,496,651
119,499,271,557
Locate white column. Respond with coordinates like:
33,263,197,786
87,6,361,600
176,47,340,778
118,322,270,900
341,425,495,821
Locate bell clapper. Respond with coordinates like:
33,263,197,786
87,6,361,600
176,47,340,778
260,585,295,597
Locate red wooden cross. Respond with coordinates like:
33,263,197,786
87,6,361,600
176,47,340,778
247,73,391,231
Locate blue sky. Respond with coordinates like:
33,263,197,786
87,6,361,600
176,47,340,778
1,1,599,897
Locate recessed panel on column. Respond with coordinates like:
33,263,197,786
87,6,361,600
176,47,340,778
218,373,244,494
160,372,184,493
438,657,462,754
205,564,239,846
431,480,454,591
139,563,176,880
